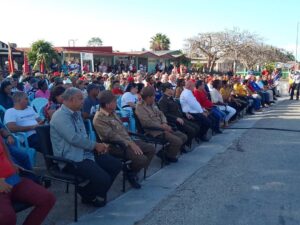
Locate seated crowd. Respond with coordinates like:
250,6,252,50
0,69,280,224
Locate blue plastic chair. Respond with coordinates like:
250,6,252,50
30,98,48,117
116,96,136,132
84,119,96,142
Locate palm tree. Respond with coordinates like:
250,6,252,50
28,40,59,72
150,33,170,51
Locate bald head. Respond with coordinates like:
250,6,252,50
185,80,195,91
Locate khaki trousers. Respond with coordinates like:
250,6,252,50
162,130,187,158
109,140,155,172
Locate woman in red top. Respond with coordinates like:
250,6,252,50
193,80,224,133
111,80,124,96
0,137,55,225
193,80,214,110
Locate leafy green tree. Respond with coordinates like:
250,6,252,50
28,40,59,71
264,62,275,74
150,33,170,51
87,37,103,46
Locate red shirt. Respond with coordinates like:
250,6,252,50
247,84,255,93
193,89,213,109
0,138,15,178
111,88,124,95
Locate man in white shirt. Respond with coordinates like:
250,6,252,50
290,71,300,100
4,91,44,150
180,80,212,141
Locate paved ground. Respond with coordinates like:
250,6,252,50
136,99,300,225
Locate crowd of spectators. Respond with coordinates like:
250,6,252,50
0,65,283,224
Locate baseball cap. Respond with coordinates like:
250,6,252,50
161,82,174,92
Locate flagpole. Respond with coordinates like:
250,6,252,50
7,42,15,75
296,22,299,68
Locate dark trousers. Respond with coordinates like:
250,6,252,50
64,154,122,200
228,100,247,120
189,113,211,138
0,178,56,225
208,113,220,132
290,83,300,99
28,133,39,150
176,118,200,145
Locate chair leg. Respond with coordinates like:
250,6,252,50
122,171,126,192
143,168,147,180
161,145,165,168
122,162,127,192
66,183,69,193
74,184,78,222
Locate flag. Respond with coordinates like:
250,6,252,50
23,52,30,74
7,43,14,74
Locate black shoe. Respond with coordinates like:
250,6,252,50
200,136,210,142
127,175,141,189
165,157,178,163
215,129,223,134
156,150,164,159
156,150,170,165
181,146,188,154
81,197,106,207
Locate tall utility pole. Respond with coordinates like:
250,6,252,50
296,22,299,68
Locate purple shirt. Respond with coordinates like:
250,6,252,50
35,90,50,99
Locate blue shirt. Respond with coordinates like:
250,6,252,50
250,81,262,92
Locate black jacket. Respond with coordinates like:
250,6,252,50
158,94,184,124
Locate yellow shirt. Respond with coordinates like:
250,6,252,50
233,83,247,96
220,87,232,101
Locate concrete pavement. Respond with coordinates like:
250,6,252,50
69,100,297,225
136,99,300,225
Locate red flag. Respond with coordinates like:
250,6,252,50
23,53,30,74
7,43,14,74
40,58,45,73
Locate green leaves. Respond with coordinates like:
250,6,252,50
28,40,59,72
87,37,103,46
150,33,170,51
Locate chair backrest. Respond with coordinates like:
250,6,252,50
30,98,48,115
116,96,122,110
83,119,96,141
132,109,145,134
35,125,54,169
39,105,46,121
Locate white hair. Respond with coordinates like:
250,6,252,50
61,87,82,101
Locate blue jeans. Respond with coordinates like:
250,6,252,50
211,106,226,121
8,144,33,170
